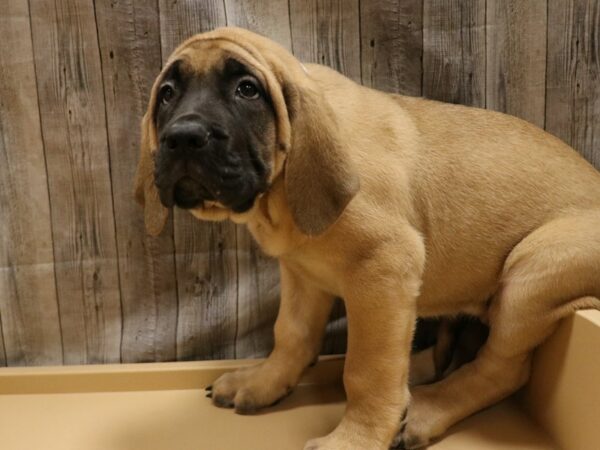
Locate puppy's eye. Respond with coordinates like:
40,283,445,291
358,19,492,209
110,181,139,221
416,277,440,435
236,79,260,100
159,85,175,105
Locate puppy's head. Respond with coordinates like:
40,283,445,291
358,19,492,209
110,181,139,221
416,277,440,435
135,27,359,236
152,56,274,215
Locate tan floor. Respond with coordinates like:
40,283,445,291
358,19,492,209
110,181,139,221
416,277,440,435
0,383,555,450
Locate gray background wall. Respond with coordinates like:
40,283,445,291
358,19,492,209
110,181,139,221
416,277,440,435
0,0,598,366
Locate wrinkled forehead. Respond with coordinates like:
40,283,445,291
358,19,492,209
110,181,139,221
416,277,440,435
166,40,267,84
154,34,292,151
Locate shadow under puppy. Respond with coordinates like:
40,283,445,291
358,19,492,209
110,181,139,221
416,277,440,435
134,27,600,450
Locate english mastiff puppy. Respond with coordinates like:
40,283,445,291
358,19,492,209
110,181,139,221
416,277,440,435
134,27,600,449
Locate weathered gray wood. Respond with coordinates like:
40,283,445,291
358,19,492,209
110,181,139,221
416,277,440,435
360,0,423,95
224,0,289,358
159,0,227,55
159,0,239,360
94,0,179,362
233,230,279,357
546,0,600,169
173,213,239,360
3,0,600,366
0,0,63,366
224,0,292,50
423,0,486,106
290,0,361,83
486,0,547,128
29,0,122,364
0,319,5,366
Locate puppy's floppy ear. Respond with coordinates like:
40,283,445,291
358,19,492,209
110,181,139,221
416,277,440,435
133,107,168,236
133,57,182,236
282,82,360,236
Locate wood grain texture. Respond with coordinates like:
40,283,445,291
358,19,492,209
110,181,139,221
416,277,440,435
224,0,287,358
159,0,227,56
2,0,600,366
0,318,5,366
360,0,423,95
173,215,239,360
0,0,63,366
233,229,279,357
159,0,239,361
423,0,486,106
289,0,361,83
29,0,122,364
94,0,179,363
224,0,292,50
486,0,547,128
546,0,600,169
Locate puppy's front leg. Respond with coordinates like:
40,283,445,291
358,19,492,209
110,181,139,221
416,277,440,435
210,261,335,413
306,237,424,450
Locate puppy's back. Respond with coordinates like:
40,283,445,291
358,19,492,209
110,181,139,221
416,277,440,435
396,94,600,216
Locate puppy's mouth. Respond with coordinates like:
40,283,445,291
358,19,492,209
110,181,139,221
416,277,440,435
156,173,260,213
153,143,268,213
173,176,209,209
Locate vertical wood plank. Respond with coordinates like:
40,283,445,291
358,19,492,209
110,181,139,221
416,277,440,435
289,0,361,83
224,0,292,50
159,0,227,55
486,0,547,128
289,0,362,354
172,214,239,360
546,0,600,168
0,317,5,366
423,0,486,106
29,0,122,364
231,228,280,358
0,0,63,366
224,0,288,358
159,0,239,360
94,0,179,362
360,0,423,95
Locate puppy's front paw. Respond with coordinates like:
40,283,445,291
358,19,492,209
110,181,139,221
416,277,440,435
304,423,387,450
207,364,293,414
304,436,352,450
303,437,324,450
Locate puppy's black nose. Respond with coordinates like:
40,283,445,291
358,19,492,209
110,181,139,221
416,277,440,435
164,119,210,152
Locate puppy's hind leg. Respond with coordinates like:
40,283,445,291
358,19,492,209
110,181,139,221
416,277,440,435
395,210,600,449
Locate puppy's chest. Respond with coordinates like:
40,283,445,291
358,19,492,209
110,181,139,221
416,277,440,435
281,243,346,296
247,222,290,257
243,194,345,295
242,192,299,257
249,227,343,295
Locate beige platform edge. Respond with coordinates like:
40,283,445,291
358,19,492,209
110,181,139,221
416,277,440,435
0,310,597,450
523,309,600,450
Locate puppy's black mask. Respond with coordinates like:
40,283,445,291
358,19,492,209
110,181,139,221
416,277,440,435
153,58,275,213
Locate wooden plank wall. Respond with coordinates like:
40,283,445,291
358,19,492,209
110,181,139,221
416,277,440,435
0,0,598,366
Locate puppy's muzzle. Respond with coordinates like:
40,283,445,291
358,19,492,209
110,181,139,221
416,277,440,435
154,116,252,211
